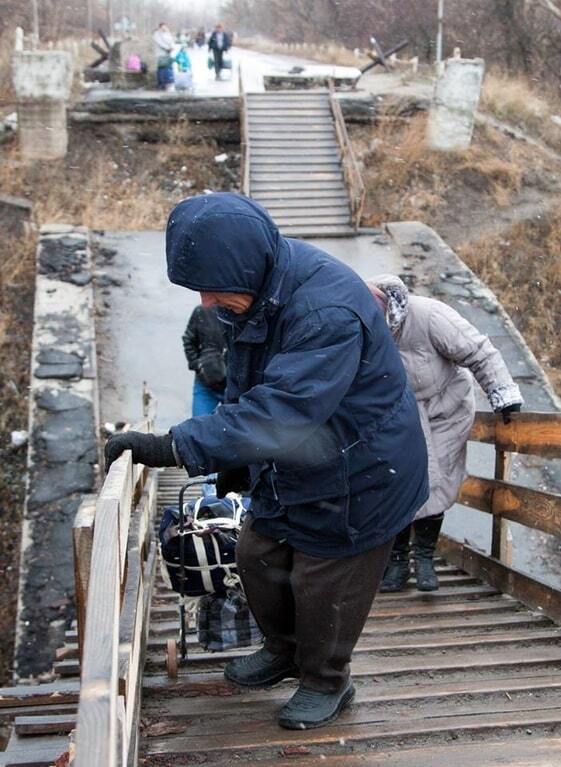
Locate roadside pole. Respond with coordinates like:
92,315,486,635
436,0,444,72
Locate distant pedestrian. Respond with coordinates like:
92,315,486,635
195,28,206,47
367,275,523,593
153,22,175,89
175,44,193,91
208,22,231,80
183,304,227,417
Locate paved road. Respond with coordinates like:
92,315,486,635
96,228,561,589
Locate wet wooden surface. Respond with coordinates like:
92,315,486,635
138,468,561,767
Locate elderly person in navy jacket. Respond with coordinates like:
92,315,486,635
105,193,429,730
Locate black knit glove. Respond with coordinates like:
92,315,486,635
501,403,521,425
216,467,251,498
104,431,178,473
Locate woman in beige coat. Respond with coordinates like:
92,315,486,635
367,275,523,592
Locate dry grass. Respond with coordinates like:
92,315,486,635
0,122,239,230
355,113,526,227
481,71,561,153
237,35,368,68
457,212,561,393
0,232,35,685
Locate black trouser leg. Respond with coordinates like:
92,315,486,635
413,513,444,591
236,520,296,657
292,538,393,693
236,519,393,692
213,49,223,76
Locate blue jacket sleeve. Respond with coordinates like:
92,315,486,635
171,307,363,475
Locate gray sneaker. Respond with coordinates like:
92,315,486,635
278,679,355,729
224,648,299,688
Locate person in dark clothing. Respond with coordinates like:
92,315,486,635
104,193,429,730
183,305,227,416
208,22,231,80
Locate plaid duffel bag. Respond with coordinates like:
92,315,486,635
198,588,263,652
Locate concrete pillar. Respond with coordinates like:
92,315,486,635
12,50,73,160
427,57,485,152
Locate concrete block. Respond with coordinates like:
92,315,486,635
12,50,73,101
427,57,485,151
17,100,68,160
12,50,73,161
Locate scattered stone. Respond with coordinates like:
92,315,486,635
94,272,122,287
36,389,89,412
11,430,28,448
448,275,472,285
98,246,117,260
27,463,95,509
68,273,92,286
38,237,88,282
482,299,498,314
35,349,83,380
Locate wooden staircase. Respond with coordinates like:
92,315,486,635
243,90,360,238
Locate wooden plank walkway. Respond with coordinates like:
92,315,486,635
137,468,561,766
246,91,356,238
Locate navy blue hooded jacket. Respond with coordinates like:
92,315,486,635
167,193,428,558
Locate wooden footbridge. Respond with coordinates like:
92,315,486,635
2,412,561,766
240,82,365,237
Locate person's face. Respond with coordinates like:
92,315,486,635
216,24,223,31
201,291,253,314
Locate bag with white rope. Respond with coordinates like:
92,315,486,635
158,493,249,597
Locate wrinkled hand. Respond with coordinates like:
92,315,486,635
216,466,251,498
501,403,522,425
104,431,177,473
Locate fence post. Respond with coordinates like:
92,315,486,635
73,495,96,665
491,442,512,562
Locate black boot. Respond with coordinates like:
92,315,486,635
278,679,356,730
224,648,299,688
413,514,444,592
379,525,411,593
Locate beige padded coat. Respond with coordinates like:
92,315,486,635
368,279,523,520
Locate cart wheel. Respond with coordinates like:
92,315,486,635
166,638,178,679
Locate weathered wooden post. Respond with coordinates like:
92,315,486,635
12,34,73,161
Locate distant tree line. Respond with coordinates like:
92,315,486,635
0,0,210,42
223,0,561,83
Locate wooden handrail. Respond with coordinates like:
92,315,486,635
73,421,157,767
328,79,365,228
239,65,250,197
444,409,561,623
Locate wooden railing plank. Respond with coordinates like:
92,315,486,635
459,476,561,539
470,412,561,457
74,495,121,767
328,79,365,227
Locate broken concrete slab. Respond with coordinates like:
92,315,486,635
15,226,99,680
0,193,33,236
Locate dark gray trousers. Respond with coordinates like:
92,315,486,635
236,520,393,693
